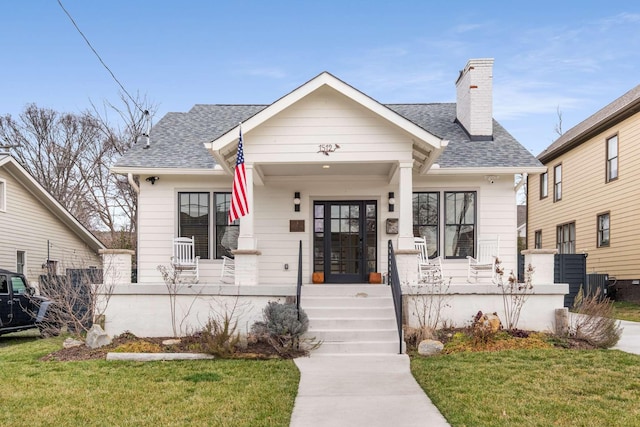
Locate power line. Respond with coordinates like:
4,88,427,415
56,0,147,115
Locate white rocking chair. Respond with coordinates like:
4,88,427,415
414,237,443,282
220,256,235,283
467,235,500,282
171,236,199,280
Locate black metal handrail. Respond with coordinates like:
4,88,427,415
296,240,302,320
387,239,403,354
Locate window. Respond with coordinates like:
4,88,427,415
178,192,210,259
412,192,439,257
215,192,239,259
556,222,575,254
0,275,7,294
0,178,6,212
444,191,476,258
597,213,610,247
11,276,27,294
16,251,25,274
553,164,562,202
540,172,548,199
534,230,542,249
606,135,618,182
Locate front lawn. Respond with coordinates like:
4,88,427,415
0,333,299,426
613,301,640,322
411,349,640,426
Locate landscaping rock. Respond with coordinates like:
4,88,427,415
479,313,502,332
63,338,84,349
418,339,444,356
162,338,181,346
86,324,112,349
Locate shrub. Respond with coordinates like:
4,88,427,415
570,288,622,348
251,302,318,357
189,315,241,358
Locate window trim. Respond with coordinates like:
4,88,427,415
443,191,477,259
606,134,619,183
178,191,211,260
534,230,542,249
0,177,6,212
597,212,610,248
539,171,548,199
16,251,26,274
214,192,238,259
553,163,562,202
412,191,440,258
556,221,575,254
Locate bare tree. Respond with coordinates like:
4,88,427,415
0,95,154,249
554,105,564,137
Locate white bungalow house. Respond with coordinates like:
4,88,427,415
104,59,567,349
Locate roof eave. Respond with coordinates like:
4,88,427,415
539,97,640,163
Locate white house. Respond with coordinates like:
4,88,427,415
105,59,567,348
0,153,105,285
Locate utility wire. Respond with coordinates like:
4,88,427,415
57,0,147,115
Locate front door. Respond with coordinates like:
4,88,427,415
313,201,377,283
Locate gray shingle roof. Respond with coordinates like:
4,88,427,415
115,102,541,170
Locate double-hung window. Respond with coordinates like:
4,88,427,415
556,222,575,254
215,192,239,258
534,230,542,249
606,135,618,182
178,192,238,260
554,164,562,202
412,192,439,258
178,192,210,259
540,172,548,199
0,178,6,212
412,191,476,259
597,213,610,247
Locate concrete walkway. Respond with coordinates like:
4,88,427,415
290,354,450,427
612,319,640,355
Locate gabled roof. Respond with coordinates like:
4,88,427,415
538,84,640,163
0,155,106,252
113,72,542,173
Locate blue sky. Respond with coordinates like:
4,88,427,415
1,1,639,156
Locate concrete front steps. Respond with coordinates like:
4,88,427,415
300,284,404,355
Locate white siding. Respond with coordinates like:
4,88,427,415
0,166,101,285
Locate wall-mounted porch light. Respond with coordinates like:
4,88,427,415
294,192,301,212
388,192,395,212
146,176,160,185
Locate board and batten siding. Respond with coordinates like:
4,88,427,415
0,166,101,285
528,111,640,280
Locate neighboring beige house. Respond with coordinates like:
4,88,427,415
0,154,105,285
528,84,640,296
103,59,566,346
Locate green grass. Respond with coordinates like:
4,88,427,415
613,301,640,322
0,333,299,427
411,349,640,427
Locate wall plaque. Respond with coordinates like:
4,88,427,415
290,220,305,232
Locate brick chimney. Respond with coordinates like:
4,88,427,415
455,58,494,140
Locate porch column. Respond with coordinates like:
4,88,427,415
397,161,414,250
234,164,260,285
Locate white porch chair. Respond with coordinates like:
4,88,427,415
171,236,199,280
467,235,500,282
220,256,235,283
414,237,443,282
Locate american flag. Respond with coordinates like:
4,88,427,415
229,129,248,224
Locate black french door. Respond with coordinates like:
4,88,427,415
313,201,377,283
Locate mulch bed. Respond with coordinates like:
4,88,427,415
41,335,293,362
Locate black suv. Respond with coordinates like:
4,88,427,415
0,269,56,336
